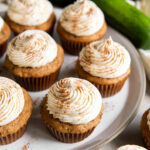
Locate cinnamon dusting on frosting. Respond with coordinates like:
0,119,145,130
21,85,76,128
46,77,102,124
7,30,57,68
59,0,104,36
0,77,24,126
79,37,131,78
7,0,53,26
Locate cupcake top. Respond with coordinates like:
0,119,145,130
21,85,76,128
0,77,24,126
117,145,147,150
79,37,131,78
7,0,53,26
147,110,150,130
0,17,4,32
46,77,102,124
59,0,104,36
7,30,57,68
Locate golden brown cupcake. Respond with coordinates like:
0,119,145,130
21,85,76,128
76,37,131,97
141,108,150,149
117,145,147,150
40,77,103,143
5,0,56,35
5,30,64,91
57,0,107,55
0,17,11,57
0,77,33,145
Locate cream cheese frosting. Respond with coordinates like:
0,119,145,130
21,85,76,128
147,110,150,130
47,77,102,124
7,0,53,26
0,77,24,126
59,0,104,36
7,30,57,68
79,37,131,78
0,17,4,32
117,145,147,150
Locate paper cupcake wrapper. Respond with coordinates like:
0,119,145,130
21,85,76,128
59,38,90,56
0,40,8,57
93,79,127,98
46,124,95,143
0,124,27,145
14,69,59,91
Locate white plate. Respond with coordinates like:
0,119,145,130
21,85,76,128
0,8,146,150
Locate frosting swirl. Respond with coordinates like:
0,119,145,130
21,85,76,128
117,145,147,150
0,77,24,126
7,30,57,68
59,0,104,36
7,0,53,26
79,37,131,78
47,77,102,124
147,110,150,131
0,17,4,32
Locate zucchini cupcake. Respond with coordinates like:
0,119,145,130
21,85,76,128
0,77,33,145
5,30,64,91
117,145,147,150
57,0,107,55
5,0,56,35
40,77,103,143
141,108,150,149
76,37,131,97
0,17,11,57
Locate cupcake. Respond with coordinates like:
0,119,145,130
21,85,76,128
0,17,11,57
57,0,107,55
5,30,64,91
40,77,103,143
5,0,56,35
141,108,150,149
0,77,33,145
117,145,147,150
76,37,131,97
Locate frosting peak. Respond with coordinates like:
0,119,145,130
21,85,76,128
117,145,147,150
7,0,53,26
79,37,131,78
47,77,102,124
0,17,4,32
7,30,57,68
0,77,24,126
60,0,104,36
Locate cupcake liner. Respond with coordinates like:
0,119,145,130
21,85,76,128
46,124,95,143
93,79,127,98
0,40,8,57
0,124,27,145
14,69,60,91
59,38,89,56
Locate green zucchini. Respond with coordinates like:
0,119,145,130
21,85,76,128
92,0,150,50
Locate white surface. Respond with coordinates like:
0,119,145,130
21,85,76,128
0,7,146,150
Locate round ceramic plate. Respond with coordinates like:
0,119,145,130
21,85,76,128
0,8,146,150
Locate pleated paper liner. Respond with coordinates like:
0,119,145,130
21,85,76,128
0,124,27,145
59,38,90,56
0,40,8,58
93,79,127,98
46,125,95,143
14,69,60,91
